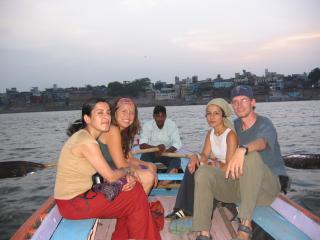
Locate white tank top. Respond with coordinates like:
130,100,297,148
209,128,231,163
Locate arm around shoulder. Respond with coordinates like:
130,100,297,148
99,125,129,168
80,142,127,182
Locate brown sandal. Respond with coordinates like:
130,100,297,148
231,224,252,240
196,234,212,240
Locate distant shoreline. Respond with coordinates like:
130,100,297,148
1,98,319,114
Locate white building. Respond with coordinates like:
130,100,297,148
154,88,177,101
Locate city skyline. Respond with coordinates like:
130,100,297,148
1,0,319,92
1,67,313,94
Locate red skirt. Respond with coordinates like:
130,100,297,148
55,183,160,240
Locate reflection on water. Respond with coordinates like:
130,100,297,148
0,101,319,239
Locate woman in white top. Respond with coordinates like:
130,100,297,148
166,98,238,220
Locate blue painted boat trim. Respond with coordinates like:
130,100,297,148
157,173,184,181
253,206,310,240
150,188,179,196
50,218,96,240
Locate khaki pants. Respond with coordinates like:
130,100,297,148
192,151,280,231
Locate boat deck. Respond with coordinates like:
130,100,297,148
93,196,239,240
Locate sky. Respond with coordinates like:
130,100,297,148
0,0,319,92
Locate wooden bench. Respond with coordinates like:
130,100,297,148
29,173,318,240
35,173,181,239
167,204,311,240
28,173,182,239
29,204,98,240
150,173,184,196
50,217,97,240
167,196,315,240
154,172,315,239
252,205,310,240
48,173,182,239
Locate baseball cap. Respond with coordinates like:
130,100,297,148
231,85,253,99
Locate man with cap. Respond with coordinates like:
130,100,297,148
139,105,182,185
192,85,287,240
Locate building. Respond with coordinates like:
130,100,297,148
154,87,177,101
213,74,234,88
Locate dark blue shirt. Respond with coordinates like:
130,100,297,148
234,115,287,176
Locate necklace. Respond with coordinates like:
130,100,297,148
214,126,226,136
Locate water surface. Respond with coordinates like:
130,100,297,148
0,101,319,239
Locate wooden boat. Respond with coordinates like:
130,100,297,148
11,152,320,240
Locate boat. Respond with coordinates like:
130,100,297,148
10,151,320,240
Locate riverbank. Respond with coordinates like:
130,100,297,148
2,87,319,114
0,97,318,114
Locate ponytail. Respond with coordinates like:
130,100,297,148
66,119,83,136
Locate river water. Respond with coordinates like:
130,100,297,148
0,101,319,239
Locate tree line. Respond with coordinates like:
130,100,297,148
107,78,151,97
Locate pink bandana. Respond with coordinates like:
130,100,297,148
116,98,135,109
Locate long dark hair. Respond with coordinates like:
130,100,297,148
67,98,109,136
112,97,140,157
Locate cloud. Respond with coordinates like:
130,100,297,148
172,30,228,53
120,0,157,10
260,32,320,51
242,32,320,61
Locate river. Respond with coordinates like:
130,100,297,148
0,100,319,239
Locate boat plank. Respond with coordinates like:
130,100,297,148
93,196,238,240
210,207,237,240
93,219,116,240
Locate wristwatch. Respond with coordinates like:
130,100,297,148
239,145,249,155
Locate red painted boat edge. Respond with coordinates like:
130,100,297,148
10,196,55,240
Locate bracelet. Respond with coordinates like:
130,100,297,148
120,167,131,175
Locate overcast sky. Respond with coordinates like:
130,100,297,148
0,0,319,92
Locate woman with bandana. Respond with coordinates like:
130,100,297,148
98,97,157,194
166,98,238,221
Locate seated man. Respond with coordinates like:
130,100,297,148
192,85,288,240
140,105,182,185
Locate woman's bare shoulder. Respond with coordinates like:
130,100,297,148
227,129,238,142
99,125,120,142
109,125,121,134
